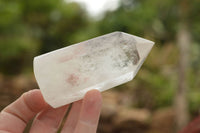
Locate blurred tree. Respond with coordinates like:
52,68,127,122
174,0,191,131
0,0,38,74
97,0,178,43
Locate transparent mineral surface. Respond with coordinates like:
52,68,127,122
34,32,154,108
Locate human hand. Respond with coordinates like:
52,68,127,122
0,89,102,133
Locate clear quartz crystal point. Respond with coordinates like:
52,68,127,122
34,32,154,108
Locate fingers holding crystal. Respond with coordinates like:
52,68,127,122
74,90,102,133
61,100,83,133
29,105,69,133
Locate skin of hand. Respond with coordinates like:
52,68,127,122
0,89,102,133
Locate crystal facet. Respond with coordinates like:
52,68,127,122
34,32,154,108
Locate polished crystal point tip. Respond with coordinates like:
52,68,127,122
34,31,154,108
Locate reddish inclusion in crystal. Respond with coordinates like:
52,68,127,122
66,74,79,86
